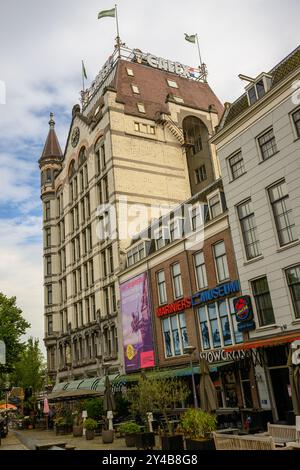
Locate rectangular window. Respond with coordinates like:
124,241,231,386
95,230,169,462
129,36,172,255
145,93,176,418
172,263,183,299
45,228,51,248
91,295,96,321
169,218,184,242
213,241,229,282
46,255,52,276
194,252,208,289
292,109,300,138
252,276,275,326
46,285,53,305
162,313,189,357
229,151,245,180
84,263,88,288
137,103,145,113
126,68,134,76
198,299,242,350
102,251,107,277
131,84,140,94
84,164,88,188
101,144,106,170
104,288,110,315
96,149,101,175
155,227,169,250
86,194,91,218
73,271,77,295
47,315,53,335
86,298,90,324
190,205,202,231
237,199,261,260
108,246,114,274
157,270,167,305
167,79,178,88
258,128,278,161
89,260,94,285
195,165,207,184
111,284,116,312
268,180,297,246
45,201,51,221
208,193,222,219
103,176,109,203
286,266,300,319
134,122,155,135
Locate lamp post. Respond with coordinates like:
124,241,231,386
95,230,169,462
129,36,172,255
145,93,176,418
184,345,198,409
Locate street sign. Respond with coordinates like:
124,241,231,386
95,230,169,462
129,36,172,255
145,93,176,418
0,340,6,365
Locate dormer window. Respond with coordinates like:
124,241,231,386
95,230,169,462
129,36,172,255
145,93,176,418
155,226,170,250
131,84,140,94
126,68,134,76
127,241,149,266
243,73,272,106
207,190,226,219
137,103,145,113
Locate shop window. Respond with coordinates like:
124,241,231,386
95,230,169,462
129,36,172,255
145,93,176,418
198,299,242,350
162,313,189,357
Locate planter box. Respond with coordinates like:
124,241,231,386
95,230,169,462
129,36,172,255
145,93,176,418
73,425,83,437
125,435,136,448
185,438,215,450
86,430,95,440
160,435,184,451
135,432,155,450
102,430,114,444
56,425,73,436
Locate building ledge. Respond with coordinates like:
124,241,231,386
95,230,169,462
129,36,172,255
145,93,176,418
243,255,264,266
276,240,300,253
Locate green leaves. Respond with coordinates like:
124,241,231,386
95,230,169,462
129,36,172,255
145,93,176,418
180,408,217,440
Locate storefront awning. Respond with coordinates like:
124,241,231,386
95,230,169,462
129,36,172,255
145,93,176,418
113,366,200,387
48,374,118,400
224,332,300,353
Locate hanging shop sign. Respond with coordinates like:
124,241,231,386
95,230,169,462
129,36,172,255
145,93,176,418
156,297,192,318
234,296,256,332
191,280,240,307
132,49,200,79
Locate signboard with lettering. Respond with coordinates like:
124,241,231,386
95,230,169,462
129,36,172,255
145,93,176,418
234,296,255,332
200,348,247,364
191,280,240,307
156,297,191,317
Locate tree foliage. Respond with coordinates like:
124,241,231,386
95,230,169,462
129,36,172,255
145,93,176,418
0,293,30,373
126,376,189,434
12,337,45,396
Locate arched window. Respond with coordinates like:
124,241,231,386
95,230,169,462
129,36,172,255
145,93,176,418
79,146,87,167
183,116,205,156
68,160,76,180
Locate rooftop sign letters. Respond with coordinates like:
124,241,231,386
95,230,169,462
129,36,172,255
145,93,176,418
156,298,192,318
191,280,240,307
133,49,201,79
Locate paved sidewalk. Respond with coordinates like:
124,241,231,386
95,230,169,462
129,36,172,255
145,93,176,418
0,431,28,450
4,429,158,451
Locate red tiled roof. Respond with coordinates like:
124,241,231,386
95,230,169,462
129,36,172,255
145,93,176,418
112,60,224,120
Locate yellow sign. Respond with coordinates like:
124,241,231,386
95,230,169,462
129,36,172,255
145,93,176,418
126,344,136,361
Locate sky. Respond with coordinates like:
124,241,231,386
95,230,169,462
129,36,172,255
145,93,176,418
0,0,299,352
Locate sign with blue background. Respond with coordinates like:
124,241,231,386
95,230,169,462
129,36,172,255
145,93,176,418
191,280,240,307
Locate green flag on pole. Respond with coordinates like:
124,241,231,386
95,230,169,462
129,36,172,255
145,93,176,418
82,60,87,80
185,33,196,44
98,7,116,19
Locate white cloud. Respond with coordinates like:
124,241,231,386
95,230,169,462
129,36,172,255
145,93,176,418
0,0,299,349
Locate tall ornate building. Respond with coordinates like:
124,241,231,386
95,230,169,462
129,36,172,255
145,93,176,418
40,45,223,383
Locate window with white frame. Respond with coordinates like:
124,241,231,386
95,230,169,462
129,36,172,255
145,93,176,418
198,298,243,350
162,313,189,357
247,79,267,105
286,265,300,319
268,180,298,246
157,270,167,305
251,276,275,326
172,263,183,299
190,204,202,231
169,218,184,242
292,109,300,138
229,151,245,180
46,284,53,305
208,193,223,219
237,199,261,260
137,103,146,113
258,128,278,161
194,252,208,290
127,242,146,266
155,227,169,250
167,79,178,88
131,84,140,94
213,241,229,282
195,165,207,184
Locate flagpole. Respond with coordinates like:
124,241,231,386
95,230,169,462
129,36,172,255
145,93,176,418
82,60,85,92
195,34,203,67
115,4,121,58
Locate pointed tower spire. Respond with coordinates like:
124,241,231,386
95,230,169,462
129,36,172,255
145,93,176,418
39,112,63,163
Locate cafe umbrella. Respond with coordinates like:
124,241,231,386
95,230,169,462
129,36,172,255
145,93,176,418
199,358,218,413
287,346,300,416
103,375,116,431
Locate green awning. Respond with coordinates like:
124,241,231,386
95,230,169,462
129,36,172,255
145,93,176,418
112,366,200,387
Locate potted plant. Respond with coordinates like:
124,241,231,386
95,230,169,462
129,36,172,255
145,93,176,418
180,408,217,450
54,416,67,435
84,418,97,440
102,418,114,444
73,411,83,437
126,376,188,450
118,422,141,448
